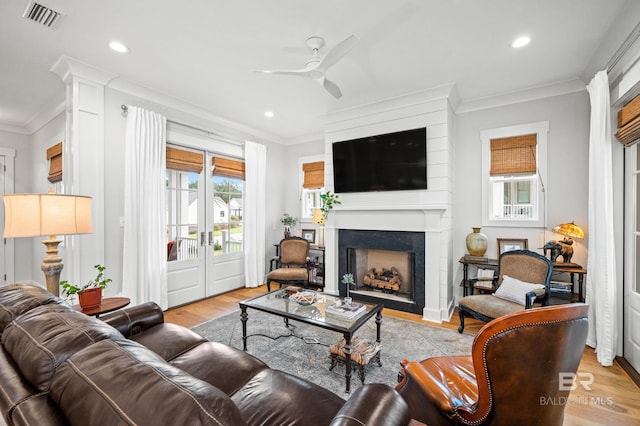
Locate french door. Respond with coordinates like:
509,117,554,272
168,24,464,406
624,143,640,372
166,145,244,308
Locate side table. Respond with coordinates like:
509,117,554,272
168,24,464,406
73,297,130,318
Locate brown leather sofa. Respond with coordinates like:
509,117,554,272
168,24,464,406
0,283,410,426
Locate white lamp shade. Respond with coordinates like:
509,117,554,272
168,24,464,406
3,194,93,238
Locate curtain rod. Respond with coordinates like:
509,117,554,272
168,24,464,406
120,104,244,147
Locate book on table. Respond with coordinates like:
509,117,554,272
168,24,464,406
326,301,366,319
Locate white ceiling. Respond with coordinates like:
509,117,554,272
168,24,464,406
0,0,630,143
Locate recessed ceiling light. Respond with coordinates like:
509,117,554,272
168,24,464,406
109,41,129,53
511,36,531,48
264,111,274,118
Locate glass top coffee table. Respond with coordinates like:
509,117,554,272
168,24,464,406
239,288,383,393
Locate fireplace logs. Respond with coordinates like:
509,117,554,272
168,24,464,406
363,267,401,293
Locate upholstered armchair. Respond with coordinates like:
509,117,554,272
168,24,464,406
265,237,311,291
396,304,589,426
457,249,552,333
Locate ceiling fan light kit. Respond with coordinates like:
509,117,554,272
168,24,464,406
257,35,359,99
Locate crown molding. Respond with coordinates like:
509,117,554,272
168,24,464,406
0,95,65,135
325,83,457,126
25,96,65,134
108,78,284,146
456,79,586,114
283,131,325,146
50,55,117,85
0,123,29,135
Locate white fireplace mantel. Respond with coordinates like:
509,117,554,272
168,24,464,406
321,86,456,323
324,205,452,323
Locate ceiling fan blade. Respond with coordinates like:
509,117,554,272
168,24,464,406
254,60,320,78
255,68,311,78
322,78,343,99
318,35,359,70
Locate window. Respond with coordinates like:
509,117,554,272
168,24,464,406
481,122,548,227
47,142,63,193
300,156,325,221
166,146,203,262
302,188,323,220
212,156,244,255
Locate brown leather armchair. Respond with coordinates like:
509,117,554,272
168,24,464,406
265,236,311,291
458,249,552,333
395,304,589,426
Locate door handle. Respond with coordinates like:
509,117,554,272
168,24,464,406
200,231,206,246
208,231,213,246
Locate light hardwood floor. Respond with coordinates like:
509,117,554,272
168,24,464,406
164,286,640,425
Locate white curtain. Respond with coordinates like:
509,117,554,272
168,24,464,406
243,141,267,287
122,106,168,309
586,70,618,366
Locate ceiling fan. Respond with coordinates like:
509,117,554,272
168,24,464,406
257,35,358,99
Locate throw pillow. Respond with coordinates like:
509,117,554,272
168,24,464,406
493,274,546,306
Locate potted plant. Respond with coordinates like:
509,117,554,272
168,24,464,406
61,264,112,309
280,213,298,238
320,191,341,223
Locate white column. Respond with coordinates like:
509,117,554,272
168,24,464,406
51,56,114,288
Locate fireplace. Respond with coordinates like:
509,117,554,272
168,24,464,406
338,229,425,314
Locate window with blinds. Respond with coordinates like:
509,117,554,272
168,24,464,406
302,161,324,188
490,134,537,176
212,156,245,179
212,156,244,255
300,159,325,221
165,146,203,262
47,142,62,183
481,122,548,227
166,147,204,173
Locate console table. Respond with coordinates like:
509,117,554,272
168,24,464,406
459,257,587,302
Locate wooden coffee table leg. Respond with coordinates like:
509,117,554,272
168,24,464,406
241,306,248,351
343,332,352,393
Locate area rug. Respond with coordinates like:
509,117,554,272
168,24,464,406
191,310,475,397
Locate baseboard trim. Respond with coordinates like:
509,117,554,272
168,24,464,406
616,355,640,389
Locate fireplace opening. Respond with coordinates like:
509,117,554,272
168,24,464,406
338,229,425,314
349,248,415,304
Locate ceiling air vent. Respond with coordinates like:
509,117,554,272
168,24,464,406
22,1,64,29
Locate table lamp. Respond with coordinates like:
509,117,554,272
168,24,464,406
3,194,93,296
552,222,584,244
312,208,325,248
541,221,584,263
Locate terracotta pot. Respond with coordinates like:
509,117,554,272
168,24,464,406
78,287,102,310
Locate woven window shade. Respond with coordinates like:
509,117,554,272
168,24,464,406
302,161,324,188
212,157,245,179
615,94,640,147
47,142,62,183
490,134,537,176
166,147,204,173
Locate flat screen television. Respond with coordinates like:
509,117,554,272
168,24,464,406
332,127,427,193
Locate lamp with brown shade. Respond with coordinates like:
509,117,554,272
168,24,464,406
3,194,93,296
